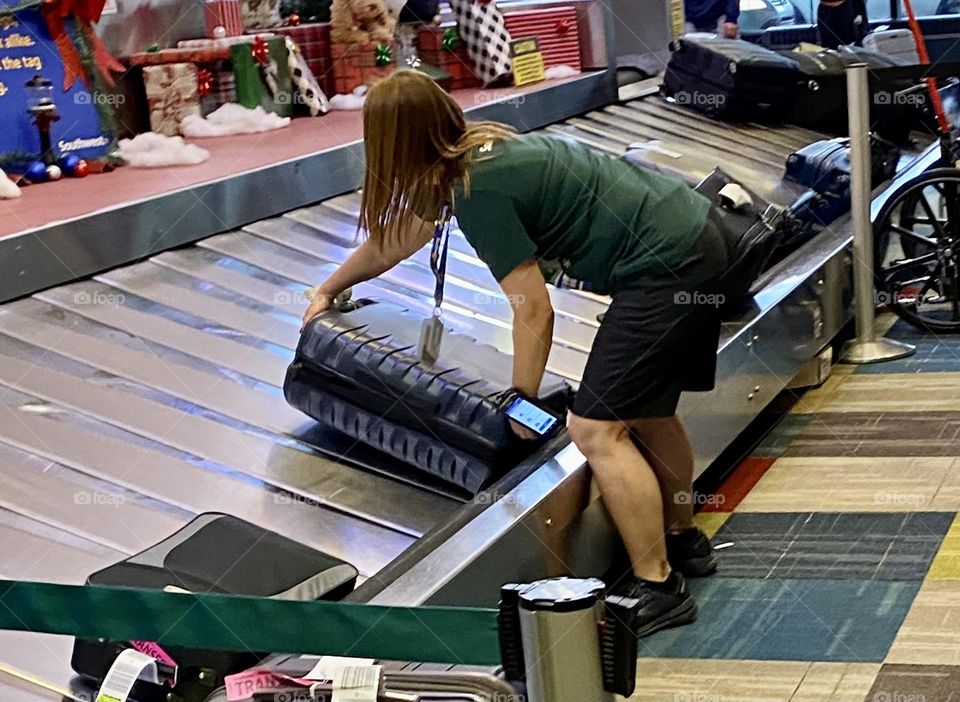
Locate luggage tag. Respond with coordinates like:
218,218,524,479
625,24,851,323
96,649,175,702
419,204,453,366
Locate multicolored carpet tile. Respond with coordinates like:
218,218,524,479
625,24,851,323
630,316,960,701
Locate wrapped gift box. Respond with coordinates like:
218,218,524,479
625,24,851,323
501,0,606,69
143,63,201,136
419,24,482,90
205,0,244,37
230,37,294,116
129,46,234,66
240,0,281,30
501,6,581,71
251,23,334,98
330,42,396,95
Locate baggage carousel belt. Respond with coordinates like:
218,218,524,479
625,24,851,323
0,95,916,695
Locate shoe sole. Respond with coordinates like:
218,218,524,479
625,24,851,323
675,554,719,578
635,597,698,639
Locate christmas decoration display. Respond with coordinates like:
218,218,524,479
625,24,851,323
262,22,334,97
419,23,481,90
181,103,291,136
117,132,210,168
0,168,22,199
205,0,244,37
501,6,581,71
329,0,396,44
1,3,119,165
240,0,281,30
446,0,513,85
330,41,397,94
285,36,329,115
230,36,294,116
142,63,202,136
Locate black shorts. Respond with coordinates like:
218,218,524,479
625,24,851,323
571,212,731,421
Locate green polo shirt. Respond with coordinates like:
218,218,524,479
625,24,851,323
453,133,711,295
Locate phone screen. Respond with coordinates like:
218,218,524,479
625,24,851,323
505,397,559,436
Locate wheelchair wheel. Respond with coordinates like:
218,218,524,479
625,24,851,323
874,167,960,332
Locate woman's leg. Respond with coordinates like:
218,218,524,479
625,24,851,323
629,415,696,534
567,413,670,582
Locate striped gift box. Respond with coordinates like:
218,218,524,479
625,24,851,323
501,6,581,72
205,0,244,37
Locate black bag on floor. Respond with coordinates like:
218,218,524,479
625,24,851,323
789,47,918,142
662,36,800,121
71,513,358,702
285,299,573,494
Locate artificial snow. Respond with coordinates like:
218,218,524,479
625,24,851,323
544,65,579,80
118,133,210,168
180,103,291,137
0,168,22,199
330,85,368,111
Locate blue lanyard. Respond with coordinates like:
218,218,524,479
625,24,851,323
429,204,454,315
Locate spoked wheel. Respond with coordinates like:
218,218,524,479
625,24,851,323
874,167,960,332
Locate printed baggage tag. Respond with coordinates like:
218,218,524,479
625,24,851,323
306,656,375,682
331,664,381,702
95,649,168,702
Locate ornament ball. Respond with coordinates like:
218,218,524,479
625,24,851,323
59,154,81,174
213,25,227,38
46,165,62,181
25,160,48,183
74,160,90,178
288,12,300,25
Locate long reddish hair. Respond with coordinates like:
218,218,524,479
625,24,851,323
360,70,514,247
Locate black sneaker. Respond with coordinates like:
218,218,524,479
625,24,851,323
611,572,697,638
666,527,718,577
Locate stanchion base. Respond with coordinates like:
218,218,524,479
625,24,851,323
840,337,916,364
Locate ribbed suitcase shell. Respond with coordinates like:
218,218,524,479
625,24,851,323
284,301,571,494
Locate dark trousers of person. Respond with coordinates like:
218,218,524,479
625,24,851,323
818,0,867,50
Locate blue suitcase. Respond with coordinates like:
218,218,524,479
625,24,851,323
784,136,900,229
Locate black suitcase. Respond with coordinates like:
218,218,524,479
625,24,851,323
789,47,918,142
71,514,358,702
285,300,573,494
662,36,800,121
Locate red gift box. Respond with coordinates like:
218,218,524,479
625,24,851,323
502,6,581,71
418,24,482,91
264,23,334,97
330,42,395,95
205,0,244,37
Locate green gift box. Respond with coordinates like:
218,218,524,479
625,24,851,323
230,37,294,117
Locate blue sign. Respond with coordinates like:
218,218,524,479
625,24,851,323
0,7,113,165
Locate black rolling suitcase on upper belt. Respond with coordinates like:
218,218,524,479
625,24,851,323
788,47,918,142
285,300,572,494
71,514,359,702
662,36,800,121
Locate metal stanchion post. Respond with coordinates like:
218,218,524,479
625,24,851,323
840,64,916,364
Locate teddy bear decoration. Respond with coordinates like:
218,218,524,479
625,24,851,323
330,0,397,44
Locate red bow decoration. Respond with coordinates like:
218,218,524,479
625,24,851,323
197,68,213,97
251,35,270,65
555,18,572,34
41,0,124,91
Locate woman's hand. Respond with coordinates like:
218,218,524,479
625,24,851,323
509,419,540,441
302,288,334,328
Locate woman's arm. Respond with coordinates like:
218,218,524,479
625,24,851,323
302,217,433,325
500,259,555,398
